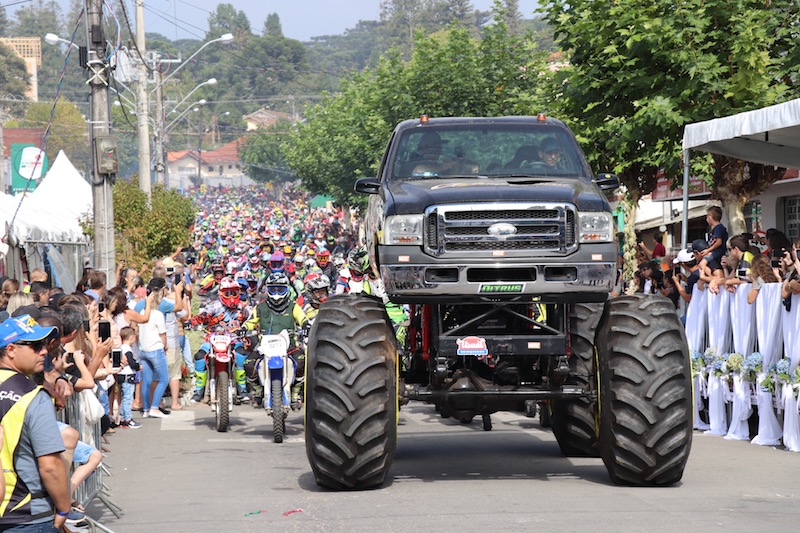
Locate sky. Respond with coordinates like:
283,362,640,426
30,0,540,43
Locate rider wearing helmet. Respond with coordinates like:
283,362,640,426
268,251,286,273
315,248,336,280
336,247,370,294
243,272,307,407
198,261,225,298
190,277,253,403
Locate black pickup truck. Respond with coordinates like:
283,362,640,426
304,115,693,490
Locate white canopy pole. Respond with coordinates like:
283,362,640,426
682,149,690,249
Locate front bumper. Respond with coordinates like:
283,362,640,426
378,245,615,303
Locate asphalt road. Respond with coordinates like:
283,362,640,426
87,403,800,533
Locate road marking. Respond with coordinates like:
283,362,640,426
159,410,196,430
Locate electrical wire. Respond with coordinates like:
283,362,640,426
7,10,84,234
103,0,122,62
118,0,154,72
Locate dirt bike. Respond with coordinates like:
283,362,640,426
255,330,297,443
202,327,244,432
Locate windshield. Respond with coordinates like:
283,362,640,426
389,123,591,180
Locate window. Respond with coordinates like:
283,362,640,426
228,164,233,169
208,166,214,172
786,196,800,242
744,201,763,234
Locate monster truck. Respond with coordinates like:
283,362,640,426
305,115,692,489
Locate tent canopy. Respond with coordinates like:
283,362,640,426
1,150,91,244
682,98,800,168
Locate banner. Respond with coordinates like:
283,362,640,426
11,143,48,193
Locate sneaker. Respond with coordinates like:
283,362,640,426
158,406,171,415
64,523,89,533
148,408,168,418
126,420,142,429
191,391,203,403
65,510,85,524
142,410,150,418
239,391,251,402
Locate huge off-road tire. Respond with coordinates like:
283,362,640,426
215,371,230,433
271,378,285,443
550,302,603,457
305,294,398,490
595,295,692,486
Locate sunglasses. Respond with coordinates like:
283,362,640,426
16,340,48,352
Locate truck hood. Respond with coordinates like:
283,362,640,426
384,177,611,215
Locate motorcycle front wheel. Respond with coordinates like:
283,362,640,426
216,371,230,432
271,378,285,443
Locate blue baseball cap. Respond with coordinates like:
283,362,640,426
0,314,58,350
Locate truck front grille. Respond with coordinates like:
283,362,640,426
424,203,577,257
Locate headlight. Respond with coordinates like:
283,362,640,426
384,214,424,245
578,212,613,243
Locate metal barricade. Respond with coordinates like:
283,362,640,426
57,389,122,533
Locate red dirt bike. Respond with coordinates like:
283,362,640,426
201,327,249,432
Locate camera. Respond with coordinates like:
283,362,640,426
111,348,122,369
737,268,747,279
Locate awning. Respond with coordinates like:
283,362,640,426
683,98,800,168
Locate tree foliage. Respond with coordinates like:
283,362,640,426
284,8,547,204
112,180,195,264
238,118,296,184
0,42,29,117
539,0,800,234
17,100,89,174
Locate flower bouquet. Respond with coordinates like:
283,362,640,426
760,358,792,394
740,352,763,383
691,351,705,377
724,352,744,376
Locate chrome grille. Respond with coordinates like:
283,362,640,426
424,203,577,256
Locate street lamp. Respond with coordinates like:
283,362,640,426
165,100,205,132
169,78,217,115
150,33,233,94
44,33,79,50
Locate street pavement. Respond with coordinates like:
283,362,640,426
87,402,800,533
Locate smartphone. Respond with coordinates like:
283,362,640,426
99,321,111,342
111,348,122,369
770,259,781,268
737,268,747,278
66,352,75,365
83,319,90,333
98,301,105,313
174,273,182,286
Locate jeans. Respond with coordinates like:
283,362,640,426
120,381,135,421
98,386,110,415
140,348,169,412
0,522,60,532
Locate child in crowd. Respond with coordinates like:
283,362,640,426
117,327,142,429
702,206,728,265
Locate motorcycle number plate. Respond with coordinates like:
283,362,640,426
210,334,232,344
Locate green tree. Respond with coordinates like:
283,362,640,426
284,10,546,204
0,42,30,119
539,0,799,237
19,100,90,173
208,3,252,42
110,180,194,264
239,118,296,184
0,5,8,37
263,13,283,37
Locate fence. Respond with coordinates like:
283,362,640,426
686,282,800,451
58,389,122,533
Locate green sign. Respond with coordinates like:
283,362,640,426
479,283,525,293
11,143,48,193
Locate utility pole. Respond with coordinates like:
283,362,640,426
86,0,116,280
153,66,166,186
135,0,151,200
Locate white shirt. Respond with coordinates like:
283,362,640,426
138,309,166,351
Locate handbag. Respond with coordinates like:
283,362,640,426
80,388,105,424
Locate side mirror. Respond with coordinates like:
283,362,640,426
593,173,619,192
355,177,380,195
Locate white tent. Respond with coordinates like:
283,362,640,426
680,98,800,245
683,98,800,168
2,150,92,244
